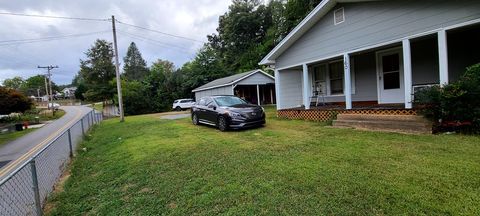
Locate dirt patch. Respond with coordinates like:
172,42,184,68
43,167,71,214
167,202,177,209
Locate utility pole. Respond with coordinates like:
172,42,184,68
43,76,49,107
111,15,124,122
38,65,58,110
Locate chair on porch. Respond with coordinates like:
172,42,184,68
310,82,326,107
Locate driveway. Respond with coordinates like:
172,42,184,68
0,106,93,174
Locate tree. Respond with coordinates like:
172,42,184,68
123,42,149,81
2,76,24,90
0,86,34,115
21,75,57,97
78,39,116,102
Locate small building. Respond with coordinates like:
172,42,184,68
62,87,77,99
192,69,276,105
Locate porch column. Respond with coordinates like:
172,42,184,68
256,84,261,105
270,87,274,104
274,69,281,109
403,39,413,109
438,29,449,85
343,53,352,110
302,64,310,109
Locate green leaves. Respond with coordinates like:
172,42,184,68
123,42,149,81
78,39,116,102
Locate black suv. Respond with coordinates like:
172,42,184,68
191,95,266,131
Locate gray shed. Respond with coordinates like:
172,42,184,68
192,69,276,105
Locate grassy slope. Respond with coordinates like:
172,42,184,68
48,108,480,215
0,129,36,146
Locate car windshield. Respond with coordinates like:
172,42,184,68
214,96,247,107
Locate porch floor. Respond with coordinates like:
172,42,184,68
291,103,406,111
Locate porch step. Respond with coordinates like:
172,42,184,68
333,114,432,134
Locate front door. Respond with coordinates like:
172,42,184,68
377,48,404,104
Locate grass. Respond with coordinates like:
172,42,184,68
47,107,480,215
0,129,36,146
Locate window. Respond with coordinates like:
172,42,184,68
382,53,401,89
329,61,344,95
312,65,327,95
198,98,207,106
334,7,345,25
311,59,355,96
205,98,214,106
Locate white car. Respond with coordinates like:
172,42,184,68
48,102,60,110
172,99,195,111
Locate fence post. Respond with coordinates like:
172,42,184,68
30,160,43,216
67,128,73,157
81,118,85,136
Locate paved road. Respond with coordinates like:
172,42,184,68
160,113,190,120
0,106,92,173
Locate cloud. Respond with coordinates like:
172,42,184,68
0,0,231,85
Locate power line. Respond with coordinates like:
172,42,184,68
0,12,110,21
115,19,206,44
117,31,196,55
0,30,111,46
117,30,192,51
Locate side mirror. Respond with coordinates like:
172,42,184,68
208,105,216,110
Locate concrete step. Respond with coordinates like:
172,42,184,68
332,118,432,134
336,114,428,123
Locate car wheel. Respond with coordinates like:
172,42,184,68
192,113,199,125
217,116,228,132
175,106,182,111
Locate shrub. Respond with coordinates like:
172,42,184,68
414,63,480,133
0,86,34,115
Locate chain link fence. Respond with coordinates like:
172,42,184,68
0,109,103,216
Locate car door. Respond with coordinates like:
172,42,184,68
196,98,207,121
203,98,217,124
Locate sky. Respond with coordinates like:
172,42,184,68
0,0,232,85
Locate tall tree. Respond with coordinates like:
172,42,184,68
123,42,149,81
2,76,24,90
79,39,116,102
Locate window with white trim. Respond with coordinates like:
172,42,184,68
311,59,355,96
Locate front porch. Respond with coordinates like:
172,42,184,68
274,22,480,115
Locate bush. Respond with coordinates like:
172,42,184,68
414,63,480,133
0,86,34,115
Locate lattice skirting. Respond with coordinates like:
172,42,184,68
277,109,417,122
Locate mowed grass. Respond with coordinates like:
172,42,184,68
0,129,36,146
48,107,480,215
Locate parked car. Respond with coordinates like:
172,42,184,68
48,102,60,110
191,95,265,131
172,99,195,111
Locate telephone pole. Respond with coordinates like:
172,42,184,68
111,15,124,122
38,65,58,109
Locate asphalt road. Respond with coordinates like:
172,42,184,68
0,106,93,174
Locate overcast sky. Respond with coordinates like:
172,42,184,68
0,0,231,85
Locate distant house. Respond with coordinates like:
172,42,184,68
260,0,480,111
62,87,77,99
192,69,276,105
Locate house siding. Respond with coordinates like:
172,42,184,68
236,73,274,85
194,86,233,101
278,69,303,109
276,0,480,69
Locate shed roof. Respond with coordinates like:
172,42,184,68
192,69,274,92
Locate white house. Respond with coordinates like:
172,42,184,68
260,0,480,111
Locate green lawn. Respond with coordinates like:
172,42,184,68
47,107,480,215
0,129,36,146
